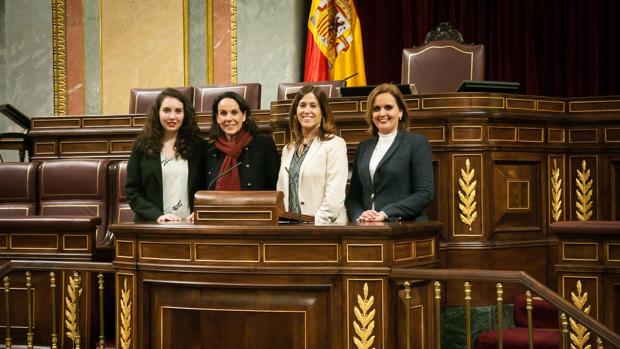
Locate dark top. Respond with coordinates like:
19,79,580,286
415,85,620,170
345,130,434,222
126,138,206,222
204,134,280,190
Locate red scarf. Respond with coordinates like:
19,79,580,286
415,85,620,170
213,130,253,190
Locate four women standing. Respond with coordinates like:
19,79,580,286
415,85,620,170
127,83,433,224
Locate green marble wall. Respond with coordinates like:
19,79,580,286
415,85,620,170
441,305,515,349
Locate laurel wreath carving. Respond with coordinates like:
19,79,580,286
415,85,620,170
65,272,82,344
575,160,593,221
120,278,132,349
551,159,563,222
569,280,592,349
353,283,376,349
458,158,478,230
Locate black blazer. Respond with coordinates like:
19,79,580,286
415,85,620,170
204,134,280,190
126,138,206,222
346,130,434,222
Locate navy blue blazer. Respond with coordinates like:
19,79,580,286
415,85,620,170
345,130,434,222
126,138,206,222
204,134,279,190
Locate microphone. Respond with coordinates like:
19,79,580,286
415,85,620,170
207,161,244,190
342,72,359,83
413,59,424,94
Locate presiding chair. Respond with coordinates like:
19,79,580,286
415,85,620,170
128,86,194,114
193,83,261,112
401,22,485,94
276,80,345,100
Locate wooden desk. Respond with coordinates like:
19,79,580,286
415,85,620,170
110,221,441,349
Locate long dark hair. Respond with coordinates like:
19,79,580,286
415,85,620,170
288,85,337,150
208,91,258,139
136,88,200,159
365,83,410,136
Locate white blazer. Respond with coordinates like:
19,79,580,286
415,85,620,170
277,135,348,224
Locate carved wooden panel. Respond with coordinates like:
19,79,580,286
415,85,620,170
451,154,483,237
491,160,542,231
561,275,599,321
611,160,620,220
346,279,384,349
548,155,566,223
569,156,598,221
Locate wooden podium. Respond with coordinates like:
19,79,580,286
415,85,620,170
193,190,314,225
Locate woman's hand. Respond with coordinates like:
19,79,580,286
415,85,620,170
357,210,388,222
157,214,182,223
186,212,195,223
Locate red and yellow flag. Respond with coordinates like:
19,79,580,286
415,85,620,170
304,0,366,86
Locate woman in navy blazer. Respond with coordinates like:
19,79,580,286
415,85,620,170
346,83,434,222
126,88,205,222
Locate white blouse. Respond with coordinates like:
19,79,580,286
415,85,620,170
368,129,398,182
160,154,190,219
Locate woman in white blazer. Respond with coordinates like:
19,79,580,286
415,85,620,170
277,85,348,224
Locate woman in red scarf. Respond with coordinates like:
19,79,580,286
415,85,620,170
205,92,279,191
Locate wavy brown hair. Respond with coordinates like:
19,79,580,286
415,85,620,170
208,91,258,139
364,83,410,136
288,85,337,151
136,88,200,159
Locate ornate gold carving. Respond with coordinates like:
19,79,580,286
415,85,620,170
51,0,67,115
230,0,238,83
575,160,593,221
551,159,563,222
458,158,478,230
569,280,592,349
353,283,376,349
120,278,132,349
65,272,82,345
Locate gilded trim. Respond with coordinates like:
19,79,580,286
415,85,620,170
230,0,237,83
458,158,478,230
575,160,593,221
263,243,339,263
161,306,307,349
115,240,135,259
194,243,260,262
9,234,58,250
415,238,435,258
195,210,273,221
62,234,90,251
392,241,414,262
346,243,384,263
537,100,566,112
35,142,57,156
606,243,620,262
60,140,109,155
487,126,516,142
352,283,377,349
548,128,565,143
518,127,544,143
452,154,484,236
411,126,446,143
569,128,598,143
347,279,385,349
568,280,592,349
506,180,530,210
120,278,132,349
569,100,620,113
506,97,536,111
139,241,192,261
604,128,620,143
550,158,563,222
52,0,67,115
206,0,214,83
451,125,484,142
561,242,598,262
422,96,505,110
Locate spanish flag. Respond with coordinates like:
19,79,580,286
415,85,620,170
304,0,366,86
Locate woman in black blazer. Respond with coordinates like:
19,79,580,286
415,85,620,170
126,88,205,222
204,92,279,190
346,83,434,222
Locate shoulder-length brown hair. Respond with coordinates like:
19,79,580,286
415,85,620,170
288,85,337,149
364,83,410,136
136,88,200,159
208,91,258,139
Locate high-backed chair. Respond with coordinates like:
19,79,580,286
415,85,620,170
276,80,345,100
401,22,485,94
110,160,134,224
129,87,194,114
193,83,262,112
0,162,38,216
38,159,111,247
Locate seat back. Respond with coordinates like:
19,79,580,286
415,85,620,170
276,80,345,100
111,160,134,224
129,87,194,114
39,159,110,246
401,23,484,94
194,83,262,112
513,294,559,329
0,162,38,216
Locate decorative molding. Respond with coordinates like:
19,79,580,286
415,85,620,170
65,271,82,345
575,160,593,221
551,159,563,222
569,280,591,349
458,158,478,230
353,283,376,349
230,0,238,83
120,278,132,349
51,0,68,115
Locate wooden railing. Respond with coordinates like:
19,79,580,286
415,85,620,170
391,268,620,349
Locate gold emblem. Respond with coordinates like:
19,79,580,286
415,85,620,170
458,158,478,230
120,278,132,349
575,160,593,221
353,283,376,349
551,159,563,222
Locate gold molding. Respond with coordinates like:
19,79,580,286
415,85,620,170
548,128,566,143
411,126,446,142
353,283,376,349
575,160,593,221
569,280,592,349
206,0,214,83
487,126,516,142
415,238,435,259
604,128,620,143
458,158,478,231
52,0,67,115
60,140,110,155
506,180,530,210
62,234,89,251
263,243,339,263
451,125,484,142
569,128,598,143
230,0,237,83
194,243,260,262
506,97,536,111
537,100,566,112
606,243,620,262
569,100,620,113
562,242,598,262
65,272,82,346
423,96,505,110
562,275,599,321
550,159,563,222
34,142,57,155
9,234,58,250
120,278,132,349
115,240,135,259
518,127,544,143
346,244,384,263
196,209,273,222
139,241,192,261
